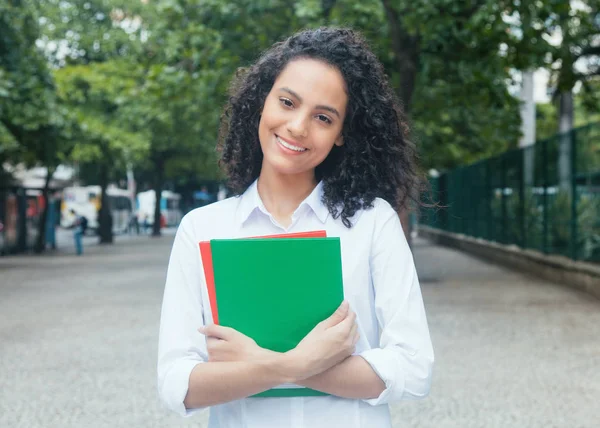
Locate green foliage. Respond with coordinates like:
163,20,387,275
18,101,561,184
336,0,524,169
537,87,600,141
576,194,600,261
3,0,599,192
37,0,142,66
541,1,600,94
413,58,522,169
1,1,50,132
0,0,73,172
54,60,149,177
536,102,558,141
528,1,600,133
544,190,600,261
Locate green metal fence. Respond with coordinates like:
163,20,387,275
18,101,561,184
421,122,600,262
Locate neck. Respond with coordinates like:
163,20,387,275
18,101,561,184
257,165,317,221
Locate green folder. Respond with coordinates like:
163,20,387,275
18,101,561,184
210,237,345,398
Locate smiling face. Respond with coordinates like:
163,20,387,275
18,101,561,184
257,58,348,182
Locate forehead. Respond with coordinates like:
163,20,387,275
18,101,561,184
273,58,347,108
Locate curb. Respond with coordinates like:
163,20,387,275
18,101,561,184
418,226,600,300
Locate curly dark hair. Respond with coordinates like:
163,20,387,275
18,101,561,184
218,27,421,228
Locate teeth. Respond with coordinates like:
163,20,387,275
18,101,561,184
277,136,306,152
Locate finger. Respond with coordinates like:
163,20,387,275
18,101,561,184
330,309,356,334
321,300,349,329
349,322,360,344
349,322,358,339
339,309,357,330
207,339,222,362
348,309,356,324
200,324,235,340
206,336,221,347
206,337,222,355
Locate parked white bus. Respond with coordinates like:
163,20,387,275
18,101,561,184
136,190,182,227
61,185,133,234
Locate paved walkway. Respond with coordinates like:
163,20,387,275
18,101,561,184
0,234,598,428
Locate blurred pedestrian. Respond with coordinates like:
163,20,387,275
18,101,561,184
45,198,57,250
143,214,150,234
129,212,140,235
70,209,83,255
194,185,212,208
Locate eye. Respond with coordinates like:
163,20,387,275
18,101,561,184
279,97,294,108
316,114,332,124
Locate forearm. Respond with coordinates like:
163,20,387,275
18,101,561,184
184,352,297,409
296,355,385,399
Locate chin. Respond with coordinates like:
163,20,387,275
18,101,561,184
263,155,314,177
273,164,312,177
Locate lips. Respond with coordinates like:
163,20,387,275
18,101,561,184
276,135,307,152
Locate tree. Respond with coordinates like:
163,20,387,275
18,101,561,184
542,1,600,132
37,0,141,66
137,0,531,240
132,65,220,237
41,0,238,237
38,0,146,243
318,0,527,239
369,1,537,169
543,1,599,187
31,0,589,244
54,60,149,243
127,0,264,235
1,0,75,252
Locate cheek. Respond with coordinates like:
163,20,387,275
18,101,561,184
258,114,275,150
258,119,272,143
260,98,280,125
315,129,343,151
258,112,270,138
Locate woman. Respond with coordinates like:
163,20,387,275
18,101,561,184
158,27,434,428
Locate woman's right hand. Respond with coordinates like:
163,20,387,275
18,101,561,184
288,301,359,380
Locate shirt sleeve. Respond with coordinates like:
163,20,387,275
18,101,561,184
157,214,208,416
359,201,434,405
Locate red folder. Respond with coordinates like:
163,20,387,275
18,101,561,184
199,230,327,324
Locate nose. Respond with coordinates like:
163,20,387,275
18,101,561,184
287,114,309,139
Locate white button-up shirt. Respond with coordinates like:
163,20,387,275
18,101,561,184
158,180,434,428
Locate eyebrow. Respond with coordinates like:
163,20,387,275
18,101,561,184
280,87,341,119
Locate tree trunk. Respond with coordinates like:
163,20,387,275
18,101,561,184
98,164,113,244
152,157,164,237
381,0,420,245
558,90,574,190
34,167,54,253
152,185,162,237
381,0,420,113
520,70,536,187
321,0,336,21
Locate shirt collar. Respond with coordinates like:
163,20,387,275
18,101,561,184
236,180,262,225
300,181,329,223
236,180,329,225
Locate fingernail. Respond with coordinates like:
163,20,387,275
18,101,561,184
198,327,205,334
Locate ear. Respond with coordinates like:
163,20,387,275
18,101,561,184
334,135,344,147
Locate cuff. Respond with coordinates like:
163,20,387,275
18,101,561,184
159,359,205,417
359,348,405,406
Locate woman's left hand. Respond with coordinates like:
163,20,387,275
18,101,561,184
199,325,268,363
